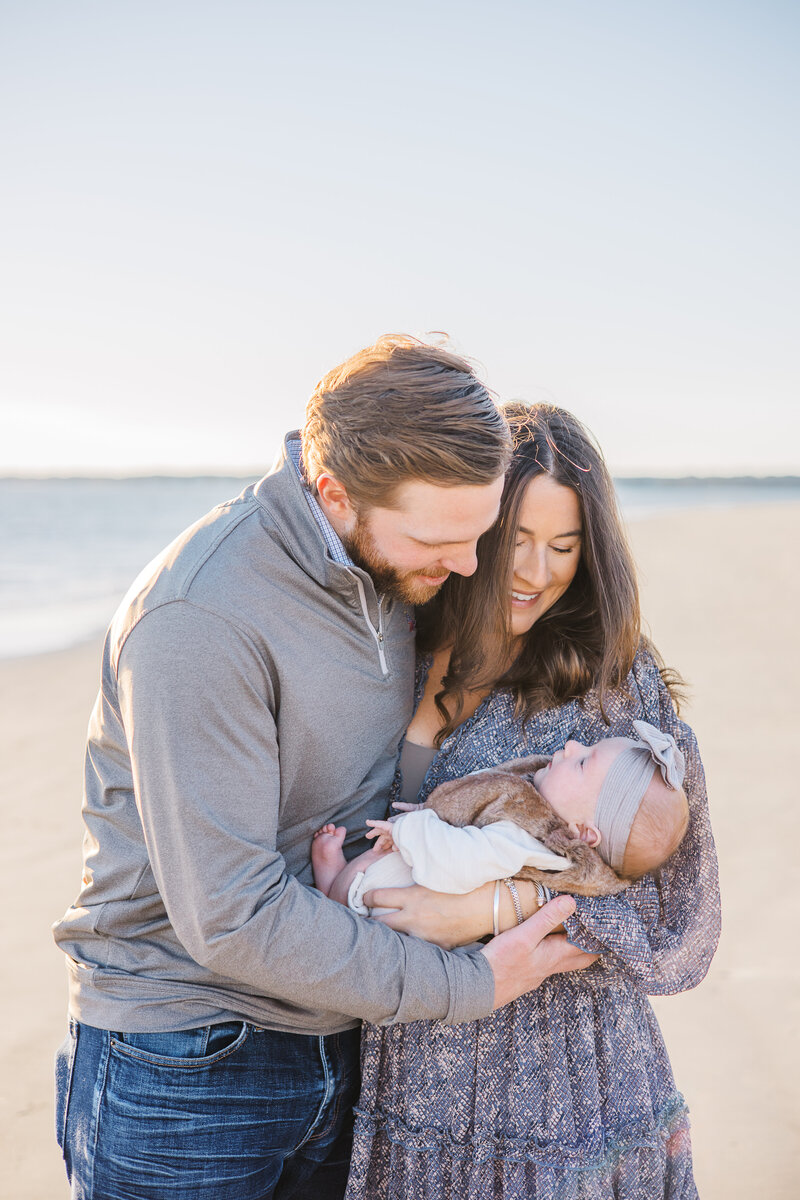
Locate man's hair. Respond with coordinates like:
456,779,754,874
301,334,511,509
622,779,690,879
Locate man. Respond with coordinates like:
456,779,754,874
54,334,591,1199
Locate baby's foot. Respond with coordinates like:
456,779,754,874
311,824,348,896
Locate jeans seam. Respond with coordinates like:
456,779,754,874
86,1030,112,1198
58,1021,80,1152
294,1034,333,1152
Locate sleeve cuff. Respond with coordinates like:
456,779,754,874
444,947,495,1024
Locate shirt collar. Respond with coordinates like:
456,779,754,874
287,439,354,568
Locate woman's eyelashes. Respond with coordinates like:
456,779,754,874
514,541,577,554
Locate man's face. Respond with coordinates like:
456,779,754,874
342,475,505,605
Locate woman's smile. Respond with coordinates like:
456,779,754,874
510,588,541,607
509,475,583,637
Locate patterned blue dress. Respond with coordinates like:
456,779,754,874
345,649,720,1199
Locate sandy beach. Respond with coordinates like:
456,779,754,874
1,500,797,1199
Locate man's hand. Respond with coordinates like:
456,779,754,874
481,896,598,1009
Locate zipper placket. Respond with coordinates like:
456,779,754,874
353,576,388,677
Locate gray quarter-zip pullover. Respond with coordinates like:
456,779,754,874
52,433,495,1034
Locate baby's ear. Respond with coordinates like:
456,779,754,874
575,822,602,848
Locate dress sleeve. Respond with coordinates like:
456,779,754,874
559,647,721,995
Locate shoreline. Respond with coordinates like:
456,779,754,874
2,496,798,668
1,499,798,1198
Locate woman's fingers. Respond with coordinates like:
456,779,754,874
362,886,413,911
363,883,497,949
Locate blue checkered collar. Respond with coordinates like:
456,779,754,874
286,438,354,568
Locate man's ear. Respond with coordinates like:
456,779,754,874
315,474,357,528
575,822,602,848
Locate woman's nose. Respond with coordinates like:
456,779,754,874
517,548,550,590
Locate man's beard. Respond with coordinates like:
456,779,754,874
342,514,450,606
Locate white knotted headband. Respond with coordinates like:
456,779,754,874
594,720,686,873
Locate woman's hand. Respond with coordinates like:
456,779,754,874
362,879,542,948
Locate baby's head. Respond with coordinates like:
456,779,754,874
533,721,689,879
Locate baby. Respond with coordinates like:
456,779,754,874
312,720,689,917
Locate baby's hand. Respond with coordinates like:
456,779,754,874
365,818,396,854
391,801,424,812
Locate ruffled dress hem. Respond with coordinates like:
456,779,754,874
346,1095,696,1199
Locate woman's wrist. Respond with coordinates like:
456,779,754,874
493,879,539,933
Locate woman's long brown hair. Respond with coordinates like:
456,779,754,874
417,402,682,743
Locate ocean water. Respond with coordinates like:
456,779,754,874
0,476,256,658
1,474,798,659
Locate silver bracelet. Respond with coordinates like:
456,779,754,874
535,882,553,909
492,879,501,937
502,877,524,926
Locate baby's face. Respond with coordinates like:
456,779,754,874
533,738,630,830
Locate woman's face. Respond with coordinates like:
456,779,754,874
510,474,582,639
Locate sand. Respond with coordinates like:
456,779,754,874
1,500,797,1199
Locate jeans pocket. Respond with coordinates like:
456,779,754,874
111,1020,250,1068
54,1018,79,1152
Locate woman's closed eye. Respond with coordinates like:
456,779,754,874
514,541,577,553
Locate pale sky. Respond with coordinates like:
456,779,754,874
1,1,797,476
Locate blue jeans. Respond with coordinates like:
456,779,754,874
55,1019,360,1199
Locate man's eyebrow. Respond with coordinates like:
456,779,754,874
518,526,582,539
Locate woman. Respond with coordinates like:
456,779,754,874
344,403,720,1199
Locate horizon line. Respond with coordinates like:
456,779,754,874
2,471,800,485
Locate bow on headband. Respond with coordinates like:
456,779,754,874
631,720,686,789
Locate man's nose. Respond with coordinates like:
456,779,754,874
440,545,479,577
